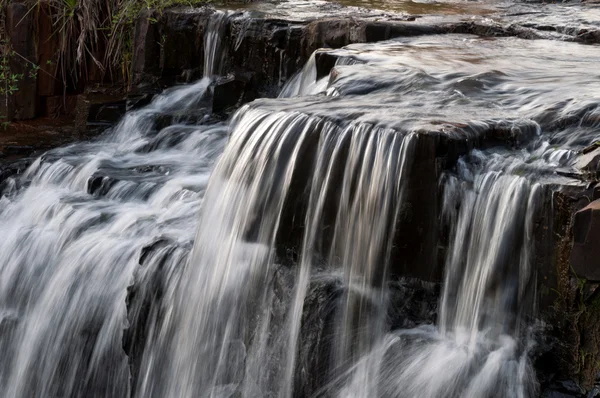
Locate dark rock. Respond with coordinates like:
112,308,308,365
126,92,156,112
159,8,211,78
301,18,364,57
124,240,189,397
571,200,600,282
575,147,600,176
87,174,118,197
365,21,442,42
0,158,32,193
132,9,162,85
6,2,38,120
226,18,304,97
36,2,60,97
542,380,586,398
576,29,600,44
212,74,250,113
314,52,338,79
390,132,442,282
45,95,78,118
139,238,173,266
74,95,89,131
87,99,126,127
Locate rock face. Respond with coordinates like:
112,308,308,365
571,200,600,282
131,9,163,86
36,2,59,98
575,146,600,177
130,9,561,102
6,3,37,120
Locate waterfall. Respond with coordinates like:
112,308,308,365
0,20,228,396
129,106,417,397
204,11,230,78
1,19,598,398
279,52,329,98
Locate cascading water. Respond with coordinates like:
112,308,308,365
0,78,226,397
1,13,599,398
156,111,417,398
204,11,230,78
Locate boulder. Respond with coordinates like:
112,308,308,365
212,74,254,113
575,146,600,176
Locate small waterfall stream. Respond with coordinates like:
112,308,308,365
1,10,599,398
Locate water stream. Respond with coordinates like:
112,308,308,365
1,7,600,398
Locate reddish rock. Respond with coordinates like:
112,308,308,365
36,2,60,97
7,2,38,120
571,199,600,281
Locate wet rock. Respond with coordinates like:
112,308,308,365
0,158,32,194
139,238,173,266
387,278,439,329
124,240,189,397
301,18,365,57
364,21,442,42
575,147,600,176
571,200,600,282
135,125,204,153
447,21,542,40
226,18,306,97
159,8,212,78
314,51,344,79
212,74,254,113
87,174,118,197
294,274,438,396
576,29,600,44
542,380,586,398
391,133,443,282
125,93,155,112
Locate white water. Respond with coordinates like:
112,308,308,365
0,80,225,397
1,17,599,398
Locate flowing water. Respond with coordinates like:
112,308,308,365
1,6,600,398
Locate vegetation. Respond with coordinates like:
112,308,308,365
106,0,212,84
0,0,212,125
16,0,211,85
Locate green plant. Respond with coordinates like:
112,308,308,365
3,0,214,109
0,34,22,128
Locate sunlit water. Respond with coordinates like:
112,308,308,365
1,9,600,398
